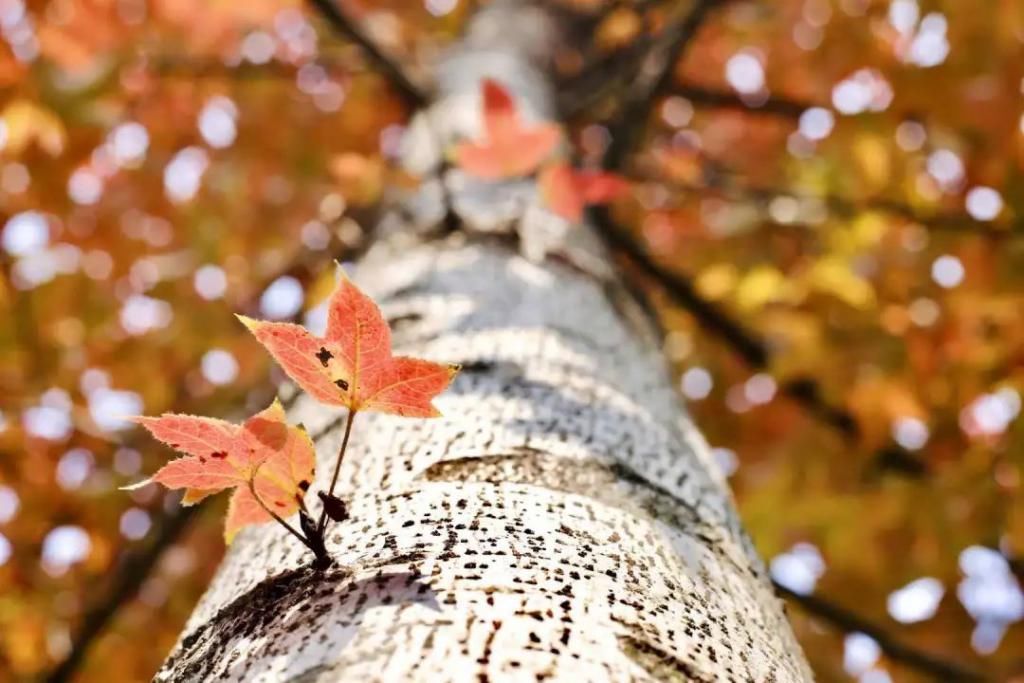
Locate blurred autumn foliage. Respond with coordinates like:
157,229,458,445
1,0,1023,681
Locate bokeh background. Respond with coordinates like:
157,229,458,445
2,0,1023,680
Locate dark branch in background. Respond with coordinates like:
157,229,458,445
776,582,989,682
602,0,727,171
305,0,428,109
46,507,200,683
558,16,652,118
563,70,812,121
592,206,928,476
596,209,766,367
594,3,957,637
655,173,1014,237
670,83,811,119
148,55,372,82
585,0,927,474
149,58,330,79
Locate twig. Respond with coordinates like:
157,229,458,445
558,14,653,118
655,173,1014,238
775,582,989,681
248,473,319,553
305,0,427,109
602,0,728,171
669,83,812,118
148,57,330,79
317,409,357,534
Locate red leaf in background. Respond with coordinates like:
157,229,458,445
455,78,562,179
538,163,631,222
240,272,458,417
125,399,315,542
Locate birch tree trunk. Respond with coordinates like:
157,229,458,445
156,4,812,681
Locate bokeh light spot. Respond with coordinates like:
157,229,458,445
681,367,713,401
201,349,239,386
259,275,304,320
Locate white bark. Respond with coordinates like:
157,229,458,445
157,4,811,681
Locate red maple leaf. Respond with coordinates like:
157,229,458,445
125,399,315,542
454,78,562,180
538,162,631,223
238,272,458,417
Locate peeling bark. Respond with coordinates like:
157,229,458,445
157,4,811,681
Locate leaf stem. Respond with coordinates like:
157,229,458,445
317,409,357,534
248,477,317,552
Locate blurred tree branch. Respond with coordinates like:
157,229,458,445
667,83,811,118
149,57,350,79
591,206,928,476
305,0,427,109
46,506,201,683
652,172,1015,237
602,0,727,171
586,0,923,474
775,582,989,681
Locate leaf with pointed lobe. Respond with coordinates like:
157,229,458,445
240,272,459,417
125,398,315,542
454,79,562,180
538,162,631,223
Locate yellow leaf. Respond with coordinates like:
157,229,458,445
1006,494,1024,554
852,134,890,192
851,212,888,248
806,257,876,310
696,263,738,301
329,152,384,207
734,265,802,312
2,609,47,675
1,99,66,157
848,374,926,448
761,310,826,380
596,8,642,50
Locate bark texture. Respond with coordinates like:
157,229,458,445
156,4,812,681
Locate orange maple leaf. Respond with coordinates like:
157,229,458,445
125,399,315,542
538,163,631,223
239,273,458,417
454,78,562,180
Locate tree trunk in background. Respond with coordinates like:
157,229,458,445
156,3,812,681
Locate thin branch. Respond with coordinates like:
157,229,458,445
775,582,989,681
563,64,811,121
45,506,200,683
248,474,318,552
589,207,926,472
670,83,812,118
305,0,428,109
602,0,728,171
593,207,768,366
149,57,322,79
558,13,653,118
317,409,357,535
654,173,1014,238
